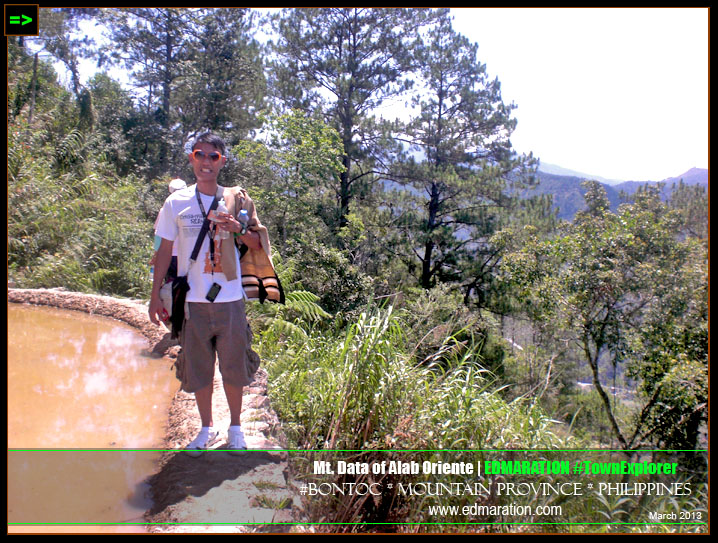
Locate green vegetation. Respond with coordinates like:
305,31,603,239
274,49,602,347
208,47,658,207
7,8,707,533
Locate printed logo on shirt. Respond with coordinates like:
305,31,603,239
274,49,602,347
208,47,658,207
203,237,225,274
179,212,205,227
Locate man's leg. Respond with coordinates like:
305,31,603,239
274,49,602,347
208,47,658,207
195,384,214,428
225,382,246,452
223,382,244,427
215,300,253,452
179,303,221,456
216,300,250,427
185,383,219,456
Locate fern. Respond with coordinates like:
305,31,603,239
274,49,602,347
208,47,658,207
267,318,307,339
52,130,86,173
8,146,22,182
284,290,332,321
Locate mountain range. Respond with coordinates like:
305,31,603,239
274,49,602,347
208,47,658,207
528,164,708,220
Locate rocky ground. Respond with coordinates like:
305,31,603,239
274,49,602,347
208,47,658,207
8,288,311,534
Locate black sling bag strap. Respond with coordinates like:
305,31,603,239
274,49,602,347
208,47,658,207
170,189,220,338
191,189,220,262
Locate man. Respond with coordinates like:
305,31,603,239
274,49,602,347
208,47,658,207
149,132,262,456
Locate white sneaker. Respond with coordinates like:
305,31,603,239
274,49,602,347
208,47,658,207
184,427,220,457
227,426,247,455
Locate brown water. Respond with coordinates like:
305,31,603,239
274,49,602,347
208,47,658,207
8,303,178,533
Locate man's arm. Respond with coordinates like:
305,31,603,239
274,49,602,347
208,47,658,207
148,238,173,325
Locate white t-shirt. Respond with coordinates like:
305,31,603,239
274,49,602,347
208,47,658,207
155,184,245,303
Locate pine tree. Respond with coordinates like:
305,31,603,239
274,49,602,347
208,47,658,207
388,13,537,292
272,8,444,231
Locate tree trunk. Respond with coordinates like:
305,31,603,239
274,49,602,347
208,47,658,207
584,337,629,449
339,153,351,229
422,182,440,289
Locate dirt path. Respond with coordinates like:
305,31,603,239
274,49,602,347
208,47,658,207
8,288,310,534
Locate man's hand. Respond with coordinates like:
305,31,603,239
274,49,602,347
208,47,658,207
215,212,261,249
214,211,238,231
149,292,166,325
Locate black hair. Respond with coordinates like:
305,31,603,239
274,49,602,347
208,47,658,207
191,132,226,155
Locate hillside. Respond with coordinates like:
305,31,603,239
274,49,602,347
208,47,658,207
528,167,708,220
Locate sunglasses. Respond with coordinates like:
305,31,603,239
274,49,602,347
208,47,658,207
190,150,224,162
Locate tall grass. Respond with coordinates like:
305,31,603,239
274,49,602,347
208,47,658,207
263,303,566,450
258,302,707,532
258,303,572,530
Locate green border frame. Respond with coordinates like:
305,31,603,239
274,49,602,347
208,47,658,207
8,448,708,528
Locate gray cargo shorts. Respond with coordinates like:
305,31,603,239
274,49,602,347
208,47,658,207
175,299,257,392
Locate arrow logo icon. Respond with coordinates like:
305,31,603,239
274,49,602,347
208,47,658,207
9,14,33,26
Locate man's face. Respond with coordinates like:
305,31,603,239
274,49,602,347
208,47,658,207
189,142,227,184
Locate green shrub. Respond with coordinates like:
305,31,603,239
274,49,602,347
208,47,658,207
281,239,374,321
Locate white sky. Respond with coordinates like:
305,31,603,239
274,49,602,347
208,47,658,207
448,7,709,181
